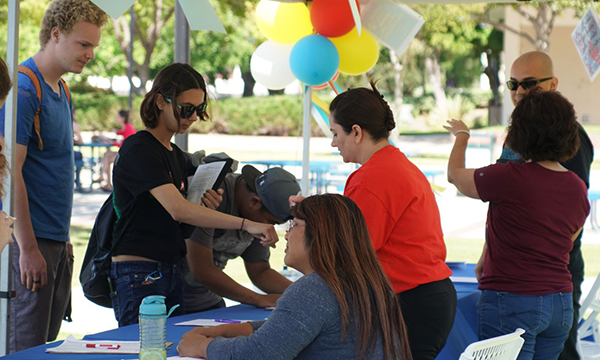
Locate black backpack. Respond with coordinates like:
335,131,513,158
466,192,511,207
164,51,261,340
79,193,130,308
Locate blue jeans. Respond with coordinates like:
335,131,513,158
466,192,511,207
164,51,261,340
479,290,573,360
110,261,185,327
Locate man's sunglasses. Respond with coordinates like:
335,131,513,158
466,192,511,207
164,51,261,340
506,77,553,91
164,96,207,118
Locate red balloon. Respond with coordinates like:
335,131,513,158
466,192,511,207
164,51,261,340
310,0,360,38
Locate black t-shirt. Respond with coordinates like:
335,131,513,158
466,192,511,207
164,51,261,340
112,131,194,263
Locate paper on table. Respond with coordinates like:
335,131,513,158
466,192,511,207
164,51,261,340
175,319,250,327
450,276,478,283
168,356,205,360
187,161,230,204
46,335,140,354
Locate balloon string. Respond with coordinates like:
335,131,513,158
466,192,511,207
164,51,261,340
328,81,339,95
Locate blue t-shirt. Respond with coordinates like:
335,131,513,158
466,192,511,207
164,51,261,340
0,57,73,242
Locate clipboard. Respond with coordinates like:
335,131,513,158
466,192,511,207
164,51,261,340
187,158,233,204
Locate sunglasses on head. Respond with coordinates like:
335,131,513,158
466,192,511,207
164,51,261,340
506,77,553,91
163,96,207,119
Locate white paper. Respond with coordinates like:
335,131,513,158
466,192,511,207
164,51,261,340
450,276,478,284
187,162,229,204
178,0,226,33
89,0,137,19
571,7,600,82
168,356,205,360
46,335,140,354
175,319,250,327
360,0,424,56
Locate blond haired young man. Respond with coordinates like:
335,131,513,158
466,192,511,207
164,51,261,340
0,0,108,352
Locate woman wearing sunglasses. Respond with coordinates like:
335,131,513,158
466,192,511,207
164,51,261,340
109,63,278,327
444,90,589,360
177,194,412,360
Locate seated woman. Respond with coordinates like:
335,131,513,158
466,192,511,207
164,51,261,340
177,194,412,360
444,90,589,360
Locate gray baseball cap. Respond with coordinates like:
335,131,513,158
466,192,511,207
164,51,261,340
241,165,301,222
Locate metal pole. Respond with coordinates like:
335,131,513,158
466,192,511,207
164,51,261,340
127,6,134,113
174,0,190,151
301,87,312,195
1,0,19,355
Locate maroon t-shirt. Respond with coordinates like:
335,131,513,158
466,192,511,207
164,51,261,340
474,162,589,295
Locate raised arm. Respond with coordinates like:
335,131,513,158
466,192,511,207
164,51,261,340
150,184,278,246
443,119,480,199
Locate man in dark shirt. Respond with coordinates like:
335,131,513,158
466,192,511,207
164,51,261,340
490,51,593,360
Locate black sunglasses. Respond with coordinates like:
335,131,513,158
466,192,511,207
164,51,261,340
164,96,207,118
506,77,553,91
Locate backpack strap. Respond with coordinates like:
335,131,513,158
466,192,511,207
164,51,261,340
17,65,44,150
17,66,72,151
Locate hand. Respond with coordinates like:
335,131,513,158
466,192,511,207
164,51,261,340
245,221,278,248
0,211,14,252
177,331,212,359
255,293,281,308
289,194,305,208
443,119,470,136
66,241,74,261
201,189,224,210
19,246,47,292
186,323,254,339
475,256,485,283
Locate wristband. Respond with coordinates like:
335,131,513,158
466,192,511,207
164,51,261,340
240,218,246,231
454,129,470,137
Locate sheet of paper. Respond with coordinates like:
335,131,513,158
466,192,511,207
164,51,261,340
46,335,140,354
178,0,226,33
360,0,424,56
89,0,137,19
571,7,600,82
187,161,229,204
450,276,478,284
175,319,250,327
168,356,205,360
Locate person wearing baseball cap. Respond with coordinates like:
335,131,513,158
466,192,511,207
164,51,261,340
183,165,301,313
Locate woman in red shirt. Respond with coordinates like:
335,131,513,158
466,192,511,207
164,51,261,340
98,110,135,191
327,81,456,360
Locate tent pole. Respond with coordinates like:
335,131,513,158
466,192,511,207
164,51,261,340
174,0,191,152
301,86,312,195
1,0,20,355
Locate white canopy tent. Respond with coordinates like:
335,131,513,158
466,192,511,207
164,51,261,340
0,0,558,355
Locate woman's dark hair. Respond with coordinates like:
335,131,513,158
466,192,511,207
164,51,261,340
329,80,395,141
118,110,130,124
140,63,209,128
292,194,412,360
0,57,12,102
506,90,579,162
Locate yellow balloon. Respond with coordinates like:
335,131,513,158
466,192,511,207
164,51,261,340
255,1,313,44
330,28,379,75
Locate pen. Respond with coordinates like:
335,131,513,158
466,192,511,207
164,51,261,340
86,343,121,349
214,319,241,323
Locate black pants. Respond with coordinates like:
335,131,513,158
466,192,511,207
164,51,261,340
397,277,457,360
559,231,585,360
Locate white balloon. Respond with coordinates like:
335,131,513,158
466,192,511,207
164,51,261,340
250,41,296,90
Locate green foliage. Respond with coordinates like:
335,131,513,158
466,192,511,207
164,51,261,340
193,95,321,136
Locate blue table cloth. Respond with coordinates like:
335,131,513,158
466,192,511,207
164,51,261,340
3,264,480,360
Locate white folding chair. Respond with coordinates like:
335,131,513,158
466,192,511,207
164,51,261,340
459,328,525,360
578,273,600,360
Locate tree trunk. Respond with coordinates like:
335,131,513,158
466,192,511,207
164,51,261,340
241,72,255,97
425,54,447,112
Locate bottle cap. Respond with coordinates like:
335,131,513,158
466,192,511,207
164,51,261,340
140,295,166,315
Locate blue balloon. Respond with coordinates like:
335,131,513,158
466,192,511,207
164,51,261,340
290,35,339,86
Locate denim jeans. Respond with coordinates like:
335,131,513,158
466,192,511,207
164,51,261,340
479,290,573,360
110,261,185,327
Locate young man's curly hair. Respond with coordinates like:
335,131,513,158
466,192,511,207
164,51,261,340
39,0,108,48
506,90,580,163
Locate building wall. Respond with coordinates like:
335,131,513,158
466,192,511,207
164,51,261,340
502,7,600,125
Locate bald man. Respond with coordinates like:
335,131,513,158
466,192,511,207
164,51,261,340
491,51,593,360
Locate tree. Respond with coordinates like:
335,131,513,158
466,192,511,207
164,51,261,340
111,0,175,93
